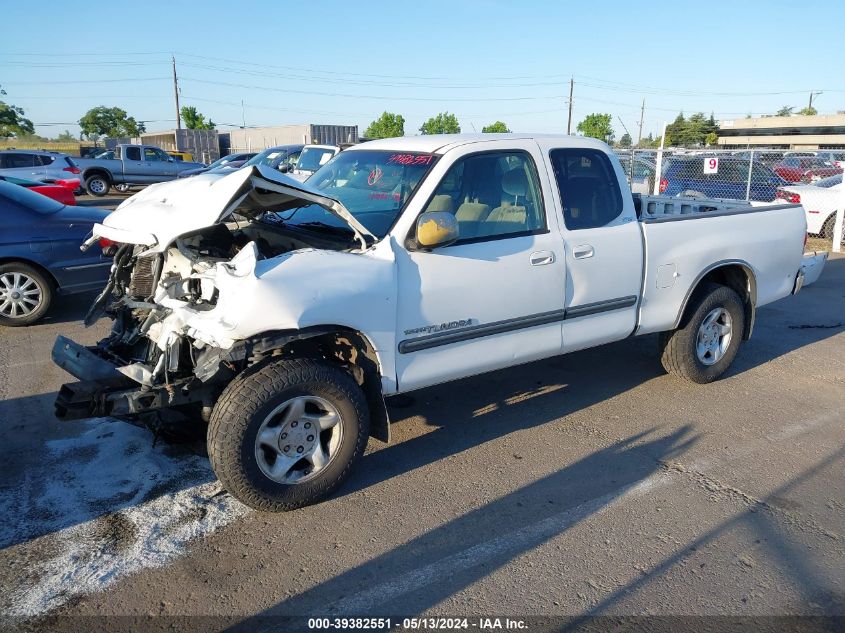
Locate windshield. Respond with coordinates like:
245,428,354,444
262,150,437,239
245,148,288,168
205,156,229,169
297,147,336,172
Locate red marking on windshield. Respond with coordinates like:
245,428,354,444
368,166,383,186
387,154,434,166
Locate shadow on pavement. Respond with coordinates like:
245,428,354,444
234,426,697,623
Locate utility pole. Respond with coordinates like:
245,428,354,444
172,55,181,130
809,90,823,111
566,77,574,135
241,100,246,128
638,99,645,144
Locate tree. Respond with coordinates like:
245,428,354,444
0,85,35,138
776,106,793,117
618,133,632,147
79,106,144,140
482,121,510,133
704,132,718,146
180,105,215,130
576,113,614,143
419,112,460,135
364,111,405,139
55,130,76,142
797,106,817,116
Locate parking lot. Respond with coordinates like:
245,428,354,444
0,230,842,628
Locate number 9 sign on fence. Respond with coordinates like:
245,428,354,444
704,157,719,174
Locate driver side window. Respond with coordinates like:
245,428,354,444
422,151,546,243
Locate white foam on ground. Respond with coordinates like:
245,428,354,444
0,418,246,617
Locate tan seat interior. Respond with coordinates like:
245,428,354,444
483,168,529,234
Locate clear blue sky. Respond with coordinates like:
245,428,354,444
2,0,844,140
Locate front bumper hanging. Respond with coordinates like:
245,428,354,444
52,336,211,421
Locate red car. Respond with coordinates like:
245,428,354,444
772,156,842,184
0,175,77,205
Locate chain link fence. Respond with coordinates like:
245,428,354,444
614,147,845,252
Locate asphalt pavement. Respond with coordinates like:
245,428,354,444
0,250,842,631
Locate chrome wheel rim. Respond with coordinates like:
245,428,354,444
696,307,732,366
254,395,343,484
89,179,106,194
0,272,43,318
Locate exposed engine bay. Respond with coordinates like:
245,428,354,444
84,216,352,392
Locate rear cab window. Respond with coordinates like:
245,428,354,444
550,149,623,230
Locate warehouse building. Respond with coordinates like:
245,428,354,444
717,113,845,149
137,129,221,163
220,124,359,154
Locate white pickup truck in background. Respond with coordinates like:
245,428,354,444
52,134,824,512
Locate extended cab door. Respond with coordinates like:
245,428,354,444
394,141,567,392
119,145,145,183
539,142,643,353
141,146,177,182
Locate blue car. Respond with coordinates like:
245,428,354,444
0,180,111,326
660,156,788,202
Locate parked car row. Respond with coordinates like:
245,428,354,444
776,174,843,241
0,180,111,325
614,151,842,240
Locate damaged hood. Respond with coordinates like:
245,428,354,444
90,164,376,250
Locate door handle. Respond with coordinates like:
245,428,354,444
530,251,555,266
573,245,594,259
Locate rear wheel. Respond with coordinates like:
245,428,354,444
85,174,110,197
208,358,370,511
0,263,53,326
659,283,744,384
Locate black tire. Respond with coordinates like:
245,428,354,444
208,358,370,511
822,213,844,243
85,173,110,197
0,262,53,326
659,283,745,384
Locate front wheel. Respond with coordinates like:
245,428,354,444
659,283,745,384
208,358,370,511
0,263,53,326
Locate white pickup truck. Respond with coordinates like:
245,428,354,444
52,134,824,512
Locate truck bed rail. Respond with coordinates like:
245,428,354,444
634,194,796,223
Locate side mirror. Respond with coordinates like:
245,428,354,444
278,163,291,173
415,211,459,249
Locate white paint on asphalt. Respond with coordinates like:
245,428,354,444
0,419,246,617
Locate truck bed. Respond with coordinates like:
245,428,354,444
633,195,807,336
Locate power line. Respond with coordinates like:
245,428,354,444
180,76,567,102
3,77,169,85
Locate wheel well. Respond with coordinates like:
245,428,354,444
235,326,390,444
0,258,59,289
83,169,112,184
679,263,756,340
